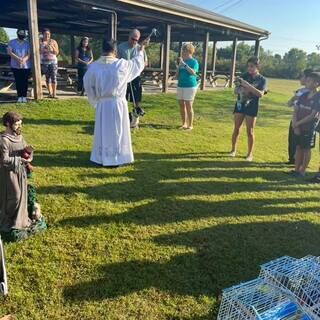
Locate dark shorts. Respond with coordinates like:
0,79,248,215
295,131,316,149
233,102,258,118
126,76,142,104
41,63,58,84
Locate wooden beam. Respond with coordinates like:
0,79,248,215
159,43,164,69
211,40,217,75
200,31,210,90
178,41,183,56
109,13,117,40
229,37,238,88
70,35,76,66
254,39,260,57
27,0,43,100
162,24,171,93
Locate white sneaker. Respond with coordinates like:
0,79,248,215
17,97,23,103
22,97,28,103
229,151,236,157
245,155,253,162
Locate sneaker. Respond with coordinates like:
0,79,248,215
245,155,253,162
310,173,320,183
291,171,305,178
22,97,27,103
229,151,236,157
0,237,8,296
17,97,23,103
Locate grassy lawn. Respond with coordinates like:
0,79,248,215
0,78,319,319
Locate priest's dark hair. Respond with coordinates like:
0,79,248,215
2,112,23,127
102,39,117,55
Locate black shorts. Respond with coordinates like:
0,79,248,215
295,131,316,149
126,76,142,104
233,102,258,118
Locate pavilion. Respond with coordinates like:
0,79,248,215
1,0,269,100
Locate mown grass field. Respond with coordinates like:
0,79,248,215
0,78,319,319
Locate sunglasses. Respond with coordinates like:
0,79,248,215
131,37,139,42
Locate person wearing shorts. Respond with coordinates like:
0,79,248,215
287,69,313,164
176,43,199,131
291,72,320,177
230,57,267,162
40,28,59,99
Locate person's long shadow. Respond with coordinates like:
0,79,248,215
58,196,319,228
24,118,94,127
63,220,320,310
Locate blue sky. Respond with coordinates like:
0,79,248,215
183,0,320,55
5,0,320,56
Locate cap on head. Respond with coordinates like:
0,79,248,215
17,29,26,37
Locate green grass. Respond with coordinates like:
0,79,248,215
0,78,319,319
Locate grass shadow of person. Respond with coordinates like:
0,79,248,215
63,220,320,319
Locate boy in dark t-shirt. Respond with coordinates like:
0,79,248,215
291,72,320,177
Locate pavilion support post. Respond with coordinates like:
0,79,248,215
254,39,260,57
229,37,238,88
160,43,164,69
70,35,76,66
178,41,183,56
211,40,217,75
200,31,210,91
162,24,171,93
27,0,42,100
106,13,117,40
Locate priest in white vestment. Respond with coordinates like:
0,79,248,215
84,39,147,167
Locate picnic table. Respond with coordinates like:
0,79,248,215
0,65,78,95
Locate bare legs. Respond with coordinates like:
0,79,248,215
294,147,311,175
245,116,256,158
47,83,53,97
231,113,245,154
179,100,194,129
185,100,194,129
179,100,187,128
46,83,57,98
231,113,256,159
52,83,57,98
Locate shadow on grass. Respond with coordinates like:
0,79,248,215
63,220,320,311
58,196,319,228
24,118,93,127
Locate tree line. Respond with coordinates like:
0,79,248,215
1,28,319,79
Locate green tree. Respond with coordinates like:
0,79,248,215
0,28,9,43
307,52,320,71
283,48,307,78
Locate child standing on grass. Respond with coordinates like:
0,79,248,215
310,123,320,183
287,69,313,164
229,57,267,162
291,72,320,177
